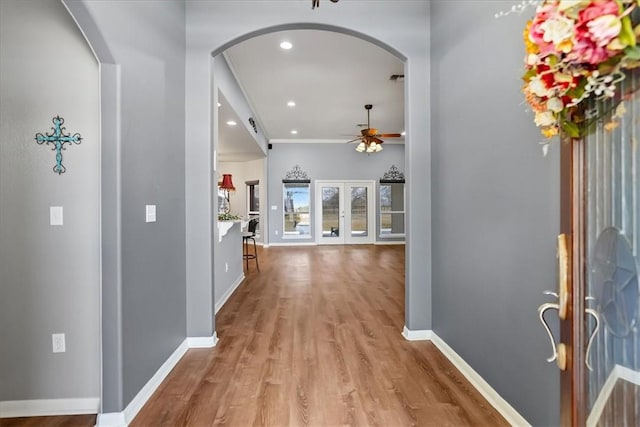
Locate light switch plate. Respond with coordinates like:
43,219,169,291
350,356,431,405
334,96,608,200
271,205,278,210
52,333,66,353
145,205,156,223
50,206,63,226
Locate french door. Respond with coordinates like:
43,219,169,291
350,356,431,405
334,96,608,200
315,181,374,245
556,79,640,425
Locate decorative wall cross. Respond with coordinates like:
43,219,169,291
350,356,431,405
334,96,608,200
35,116,82,175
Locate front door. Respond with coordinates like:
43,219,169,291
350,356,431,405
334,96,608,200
558,83,640,425
316,180,374,245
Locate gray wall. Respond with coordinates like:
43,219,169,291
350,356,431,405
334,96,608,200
65,0,187,412
430,2,560,425
267,143,404,245
0,0,100,402
214,223,244,312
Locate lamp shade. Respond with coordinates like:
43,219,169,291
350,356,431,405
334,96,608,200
219,174,235,191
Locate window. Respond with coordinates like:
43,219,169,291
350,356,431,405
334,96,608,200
379,182,405,237
283,183,310,237
246,180,259,215
218,188,229,213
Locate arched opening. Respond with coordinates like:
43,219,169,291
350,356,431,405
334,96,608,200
209,24,409,333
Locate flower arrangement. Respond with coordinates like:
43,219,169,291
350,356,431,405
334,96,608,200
218,212,241,221
522,0,640,143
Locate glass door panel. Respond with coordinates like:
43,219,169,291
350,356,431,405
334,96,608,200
582,77,640,427
343,181,374,244
321,185,342,242
350,186,368,238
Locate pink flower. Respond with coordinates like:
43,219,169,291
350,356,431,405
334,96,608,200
570,39,614,63
570,0,623,63
578,1,620,25
529,3,561,54
587,15,622,47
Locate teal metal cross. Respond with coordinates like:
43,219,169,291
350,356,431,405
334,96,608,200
35,116,82,175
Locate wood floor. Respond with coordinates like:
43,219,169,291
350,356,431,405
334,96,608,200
134,245,507,426
3,245,508,427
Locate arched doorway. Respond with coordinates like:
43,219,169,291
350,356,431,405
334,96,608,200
184,2,432,357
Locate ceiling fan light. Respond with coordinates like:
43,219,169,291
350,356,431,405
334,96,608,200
366,144,375,153
355,143,366,152
376,144,383,152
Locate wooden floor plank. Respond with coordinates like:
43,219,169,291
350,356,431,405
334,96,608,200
7,245,510,427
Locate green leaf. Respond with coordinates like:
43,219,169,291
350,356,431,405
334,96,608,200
566,77,587,99
522,68,537,82
624,45,640,60
561,120,580,138
620,16,636,47
598,57,621,74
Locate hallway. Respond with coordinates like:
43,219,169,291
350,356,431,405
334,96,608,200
1,245,509,426
132,245,508,426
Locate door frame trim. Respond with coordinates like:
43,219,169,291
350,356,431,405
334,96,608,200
560,137,587,426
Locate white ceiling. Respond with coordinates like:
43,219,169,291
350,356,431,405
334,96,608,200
217,92,266,162
220,29,405,154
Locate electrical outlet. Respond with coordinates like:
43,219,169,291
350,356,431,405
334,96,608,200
275,229,279,235
52,333,66,353
225,262,229,272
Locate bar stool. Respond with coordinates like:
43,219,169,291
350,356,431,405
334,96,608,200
242,218,260,271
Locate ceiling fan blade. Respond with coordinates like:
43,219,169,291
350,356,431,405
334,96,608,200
345,137,362,144
373,137,384,144
378,133,402,138
360,128,369,136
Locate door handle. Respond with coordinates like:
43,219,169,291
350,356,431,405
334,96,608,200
538,300,561,363
537,296,567,370
535,234,571,371
585,296,600,371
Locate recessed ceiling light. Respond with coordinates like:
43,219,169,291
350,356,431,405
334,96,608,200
401,131,406,136
280,41,293,50
287,101,296,107
217,102,221,107
226,120,237,126
290,130,298,135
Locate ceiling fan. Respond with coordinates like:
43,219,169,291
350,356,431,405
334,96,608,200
346,104,402,153
312,0,339,9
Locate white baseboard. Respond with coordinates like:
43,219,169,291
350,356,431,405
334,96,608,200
374,240,406,245
401,326,432,341
268,242,317,247
187,332,218,348
428,333,530,426
587,364,640,427
97,338,189,427
0,397,100,418
215,274,244,314
96,412,126,427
